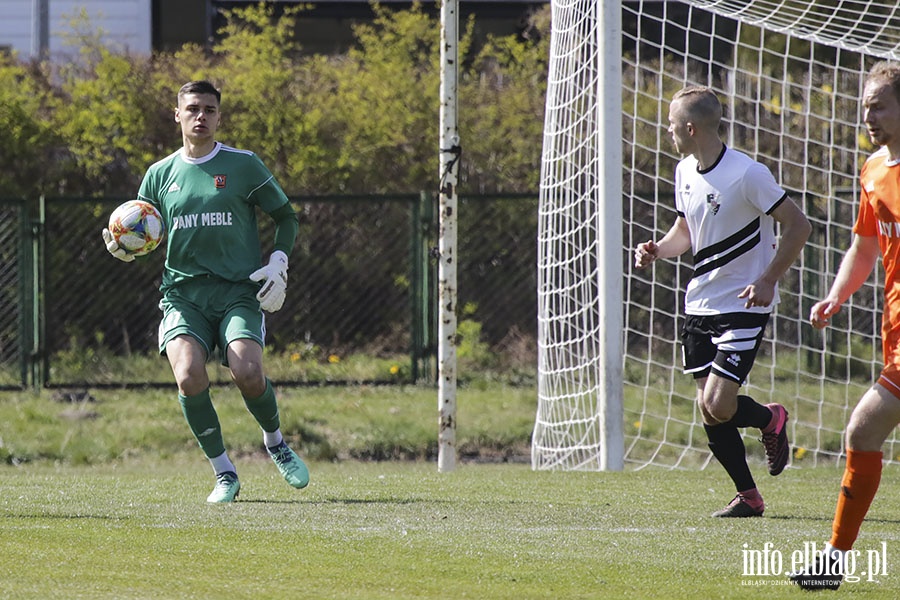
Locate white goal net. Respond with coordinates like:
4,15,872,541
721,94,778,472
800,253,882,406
534,0,900,471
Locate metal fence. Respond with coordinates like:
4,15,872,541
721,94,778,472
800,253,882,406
0,194,538,389
0,200,27,389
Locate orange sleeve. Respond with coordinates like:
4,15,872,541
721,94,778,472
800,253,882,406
853,170,877,237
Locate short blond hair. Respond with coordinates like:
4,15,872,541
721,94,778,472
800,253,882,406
867,61,900,104
671,86,722,130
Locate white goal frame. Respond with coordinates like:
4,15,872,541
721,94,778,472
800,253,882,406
534,0,900,471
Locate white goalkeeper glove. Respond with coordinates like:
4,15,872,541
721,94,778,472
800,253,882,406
249,250,289,312
101,228,135,263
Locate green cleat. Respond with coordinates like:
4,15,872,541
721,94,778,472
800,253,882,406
207,471,240,503
267,441,310,489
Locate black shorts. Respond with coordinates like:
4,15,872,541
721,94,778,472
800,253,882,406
681,312,769,384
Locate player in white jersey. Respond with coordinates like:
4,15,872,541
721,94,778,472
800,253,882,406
634,86,811,517
102,81,309,503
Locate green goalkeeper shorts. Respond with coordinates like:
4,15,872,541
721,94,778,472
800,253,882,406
158,278,265,366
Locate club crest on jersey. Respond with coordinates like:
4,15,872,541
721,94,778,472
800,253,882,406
706,193,721,215
214,175,227,189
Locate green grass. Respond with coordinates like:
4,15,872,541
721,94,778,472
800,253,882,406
0,384,535,465
44,350,422,387
0,461,898,599
1,384,899,597
43,348,537,388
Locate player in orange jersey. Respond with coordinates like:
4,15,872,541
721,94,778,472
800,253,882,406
791,61,900,591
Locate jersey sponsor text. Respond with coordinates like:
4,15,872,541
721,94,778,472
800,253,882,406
877,220,900,238
171,212,234,231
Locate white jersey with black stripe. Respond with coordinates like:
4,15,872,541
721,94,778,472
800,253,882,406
674,145,787,316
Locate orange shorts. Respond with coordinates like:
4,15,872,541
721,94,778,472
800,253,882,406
878,362,900,399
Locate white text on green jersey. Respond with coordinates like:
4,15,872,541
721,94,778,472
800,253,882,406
172,212,234,230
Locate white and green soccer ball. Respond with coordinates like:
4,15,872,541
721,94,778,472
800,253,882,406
108,200,165,256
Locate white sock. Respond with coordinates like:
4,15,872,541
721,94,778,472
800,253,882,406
825,543,848,572
263,429,283,449
209,451,236,475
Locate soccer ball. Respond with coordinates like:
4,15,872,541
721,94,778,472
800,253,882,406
107,200,165,256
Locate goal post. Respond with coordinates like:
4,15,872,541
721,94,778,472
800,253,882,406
533,0,624,471
438,0,460,473
534,0,900,471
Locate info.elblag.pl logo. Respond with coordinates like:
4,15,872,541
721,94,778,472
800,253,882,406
741,541,888,584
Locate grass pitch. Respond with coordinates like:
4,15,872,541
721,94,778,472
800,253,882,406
1,460,898,599
1,384,898,597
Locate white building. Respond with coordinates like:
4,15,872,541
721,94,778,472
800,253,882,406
2,0,152,60
0,1,547,61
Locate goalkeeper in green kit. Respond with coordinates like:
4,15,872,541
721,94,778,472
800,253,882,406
101,80,309,503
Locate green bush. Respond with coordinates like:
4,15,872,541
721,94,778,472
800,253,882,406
4,3,549,198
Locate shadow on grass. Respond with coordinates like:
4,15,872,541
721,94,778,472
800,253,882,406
0,512,127,520
236,498,449,505
767,514,900,525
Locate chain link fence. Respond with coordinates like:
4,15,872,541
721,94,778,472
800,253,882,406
0,200,27,389
2,194,537,388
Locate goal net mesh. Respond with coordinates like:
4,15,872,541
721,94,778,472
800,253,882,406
533,0,900,470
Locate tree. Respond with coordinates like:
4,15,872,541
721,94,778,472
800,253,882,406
460,7,549,193
0,57,62,197
210,3,335,193
50,9,164,195
6,3,554,197
324,3,472,194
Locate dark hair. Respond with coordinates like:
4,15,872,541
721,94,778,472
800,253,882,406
178,80,221,105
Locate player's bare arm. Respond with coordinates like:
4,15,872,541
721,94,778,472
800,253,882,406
634,216,691,268
809,233,880,329
738,198,811,308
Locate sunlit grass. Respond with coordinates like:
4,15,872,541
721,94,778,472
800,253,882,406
0,461,897,599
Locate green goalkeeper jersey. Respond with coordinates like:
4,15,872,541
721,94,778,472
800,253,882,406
138,142,291,292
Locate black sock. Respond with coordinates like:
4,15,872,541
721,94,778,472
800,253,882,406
727,394,773,429
705,422,755,492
